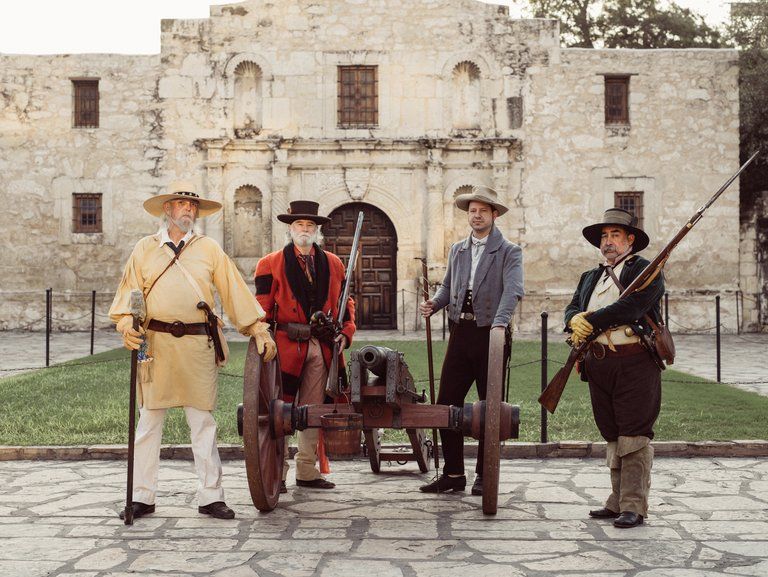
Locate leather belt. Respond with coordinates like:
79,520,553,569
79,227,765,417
590,341,645,360
459,312,476,321
148,319,208,338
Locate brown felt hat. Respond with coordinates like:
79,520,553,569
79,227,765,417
582,208,649,252
454,185,508,216
143,180,222,218
277,200,331,225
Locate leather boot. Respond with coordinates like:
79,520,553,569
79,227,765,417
617,437,653,523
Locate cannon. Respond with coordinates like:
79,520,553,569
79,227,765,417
237,327,519,515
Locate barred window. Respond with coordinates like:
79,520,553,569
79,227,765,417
615,191,643,229
338,66,378,128
605,76,629,125
73,193,102,233
72,79,99,128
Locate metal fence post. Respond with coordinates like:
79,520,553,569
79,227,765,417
401,288,406,336
664,292,669,328
736,290,741,335
716,295,721,383
90,290,97,355
540,311,548,444
45,288,52,367
442,307,446,341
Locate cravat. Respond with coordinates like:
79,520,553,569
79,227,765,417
299,254,315,283
166,239,185,255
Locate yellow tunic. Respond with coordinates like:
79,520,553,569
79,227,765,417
109,233,264,410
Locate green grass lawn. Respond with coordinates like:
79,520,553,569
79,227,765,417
1,339,766,445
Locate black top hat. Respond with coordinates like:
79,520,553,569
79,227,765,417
582,208,649,253
276,200,331,225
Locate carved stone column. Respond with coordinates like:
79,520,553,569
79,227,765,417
426,146,445,278
204,141,226,246
270,146,290,250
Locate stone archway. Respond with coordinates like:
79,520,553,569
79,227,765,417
324,202,397,330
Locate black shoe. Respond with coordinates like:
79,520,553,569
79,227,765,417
471,475,483,496
118,502,155,520
589,507,619,519
279,481,288,494
296,478,335,489
198,501,235,519
419,475,466,493
613,511,644,528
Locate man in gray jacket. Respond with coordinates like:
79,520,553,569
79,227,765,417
419,186,524,495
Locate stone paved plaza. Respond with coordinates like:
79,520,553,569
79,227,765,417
1,457,767,577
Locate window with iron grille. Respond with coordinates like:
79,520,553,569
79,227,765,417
605,76,629,125
615,191,643,229
338,66,378,128
73,193,102,233
72,79,99,128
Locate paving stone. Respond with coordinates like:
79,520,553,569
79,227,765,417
523,550,635,571
703,541,768,557
73,547,128,570
675,496,766,511
353,539,457,559
524,485,588,503
680,521,768,539
0,536,102,561
241,538,352,553
253,552,322,577
0,560,67,577
320,559,402,577
594,540,697,567
408,561,525,576
724,560,768,575
128,552,254,573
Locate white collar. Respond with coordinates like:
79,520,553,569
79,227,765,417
158,226,194,247
471,234,489,246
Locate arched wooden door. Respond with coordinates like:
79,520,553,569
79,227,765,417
324,203,397,330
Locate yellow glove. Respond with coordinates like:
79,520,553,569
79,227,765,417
248,321,277,362
568,312,594,344
116,315,144,351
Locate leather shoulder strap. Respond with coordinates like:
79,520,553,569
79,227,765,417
144,236,199,300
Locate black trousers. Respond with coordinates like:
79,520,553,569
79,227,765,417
584,349,662,441
437,320,495,476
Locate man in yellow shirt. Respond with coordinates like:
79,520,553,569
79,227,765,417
109,180,276,520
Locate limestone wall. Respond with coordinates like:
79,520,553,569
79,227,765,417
0,54,162,329
0,0,754,334
522,48,743,332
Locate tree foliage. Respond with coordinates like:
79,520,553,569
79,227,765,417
528,0,723,49
728,1,768,209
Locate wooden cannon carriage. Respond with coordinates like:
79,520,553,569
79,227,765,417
237,327,519,515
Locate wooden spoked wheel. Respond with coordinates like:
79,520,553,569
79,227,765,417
364,428,382,473
242,337,284,512
407,429,431,473
482,327,506,515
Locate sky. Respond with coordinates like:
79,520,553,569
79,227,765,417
0,0,732,55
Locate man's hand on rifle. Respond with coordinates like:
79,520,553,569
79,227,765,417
248,321,277,362
569,312,594,346
334,333,347,350
419,299,435,318
116,316,145,351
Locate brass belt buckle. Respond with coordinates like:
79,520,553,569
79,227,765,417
592,342,606,360
169,321,186,338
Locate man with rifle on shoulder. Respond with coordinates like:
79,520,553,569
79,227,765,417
254,200,356,492
564,207,665,529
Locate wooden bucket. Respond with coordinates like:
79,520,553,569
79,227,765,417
320,413,363,459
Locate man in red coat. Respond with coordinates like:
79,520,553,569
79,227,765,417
254,200,355,491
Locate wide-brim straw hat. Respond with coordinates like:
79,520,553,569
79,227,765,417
143,180,223,218
454,185,508,216
582,207,649,252
277,200,331,225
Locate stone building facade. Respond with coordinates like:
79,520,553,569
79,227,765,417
0,0,758,333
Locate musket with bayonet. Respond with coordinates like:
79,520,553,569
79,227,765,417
538,149,761,414
323,211,365,397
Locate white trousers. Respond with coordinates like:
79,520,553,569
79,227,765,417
133,406,225,506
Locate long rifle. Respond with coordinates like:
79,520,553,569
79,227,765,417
417,257,440,471
123,289,145,525
326,211,365,397
539,150,760,413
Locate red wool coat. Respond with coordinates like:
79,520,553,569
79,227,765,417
254,243,356,399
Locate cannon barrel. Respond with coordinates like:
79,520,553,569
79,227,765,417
358,345,392,377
